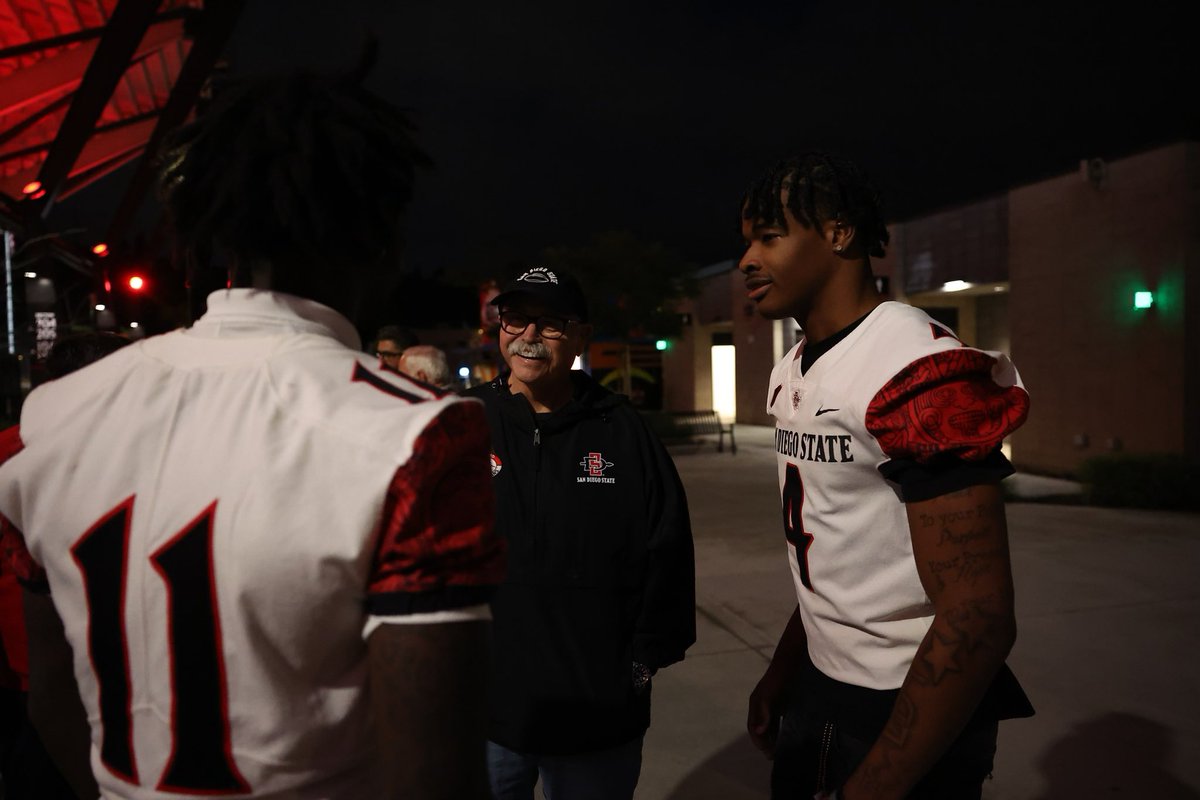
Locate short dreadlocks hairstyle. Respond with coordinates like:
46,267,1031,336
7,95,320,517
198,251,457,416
741,153,889,258
157,67,428,294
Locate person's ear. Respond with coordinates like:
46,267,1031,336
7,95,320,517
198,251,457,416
830,219,857,256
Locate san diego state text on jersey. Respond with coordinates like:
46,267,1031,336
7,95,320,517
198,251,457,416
775,428,854,463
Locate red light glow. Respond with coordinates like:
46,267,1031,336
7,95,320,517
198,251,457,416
22,181,41,195
128,276,145,291
92,243,109,257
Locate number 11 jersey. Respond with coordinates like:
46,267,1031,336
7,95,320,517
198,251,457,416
0,290,504,799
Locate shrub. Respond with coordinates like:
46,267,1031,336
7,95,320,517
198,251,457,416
1078,453,1200,510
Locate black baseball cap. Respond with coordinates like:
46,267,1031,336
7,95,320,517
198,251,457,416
490,267,590,322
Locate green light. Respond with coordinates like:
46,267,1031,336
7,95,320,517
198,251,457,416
655,339,668,351
1134,291,1154,310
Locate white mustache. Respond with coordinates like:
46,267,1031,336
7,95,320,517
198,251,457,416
508,341,550,359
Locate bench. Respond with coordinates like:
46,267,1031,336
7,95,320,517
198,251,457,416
643,410,736,455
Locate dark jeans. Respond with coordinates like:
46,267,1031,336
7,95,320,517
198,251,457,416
487,736,643,800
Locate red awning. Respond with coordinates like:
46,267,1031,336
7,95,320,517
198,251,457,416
0,0,197,202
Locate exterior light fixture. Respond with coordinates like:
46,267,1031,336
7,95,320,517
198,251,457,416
95,303,106,311
655,339,668,351
1133,291,1154,310
24,272,37,279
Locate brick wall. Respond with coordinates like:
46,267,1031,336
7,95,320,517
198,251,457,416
1009,143,1194,474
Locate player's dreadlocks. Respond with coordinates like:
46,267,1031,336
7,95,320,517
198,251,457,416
741,153,889,258
157,62,429,299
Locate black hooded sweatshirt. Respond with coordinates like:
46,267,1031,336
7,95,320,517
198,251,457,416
464,370,696,754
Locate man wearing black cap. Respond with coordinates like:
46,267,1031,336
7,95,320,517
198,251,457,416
464,266,696,800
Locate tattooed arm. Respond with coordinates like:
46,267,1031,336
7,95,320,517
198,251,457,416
840,483,1016,800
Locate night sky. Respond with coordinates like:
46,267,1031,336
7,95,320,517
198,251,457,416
68,1,1199,281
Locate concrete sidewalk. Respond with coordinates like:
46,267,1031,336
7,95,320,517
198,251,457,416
636,427,1200,799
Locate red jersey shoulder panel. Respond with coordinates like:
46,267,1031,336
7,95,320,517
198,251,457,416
368,400,505,615
866,349,1030,462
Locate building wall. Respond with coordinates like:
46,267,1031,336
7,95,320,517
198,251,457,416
1186,145,1200,460
661,315,697,411
662,265,733,411
899,197,1009,293
974,292,1010,354
1008,143,1195,474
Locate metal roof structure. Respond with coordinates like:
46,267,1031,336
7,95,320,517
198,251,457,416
0,0,243,248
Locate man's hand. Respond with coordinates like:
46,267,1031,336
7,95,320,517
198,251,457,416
747,666,788,757
747,604,809,758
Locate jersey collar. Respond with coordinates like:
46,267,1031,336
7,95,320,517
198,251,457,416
197,289,362,350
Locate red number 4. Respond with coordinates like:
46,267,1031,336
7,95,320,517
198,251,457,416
71,497,250,794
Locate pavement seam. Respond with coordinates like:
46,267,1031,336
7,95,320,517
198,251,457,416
696,604,772,663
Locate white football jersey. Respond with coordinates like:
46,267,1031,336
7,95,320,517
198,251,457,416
766,302,1028,690
0,290,502,799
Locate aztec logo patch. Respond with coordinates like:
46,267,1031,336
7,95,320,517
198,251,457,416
489,453,503,477
577,451,615,484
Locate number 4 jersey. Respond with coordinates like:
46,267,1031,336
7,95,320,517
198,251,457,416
0,289,505,799
767,301,1029,691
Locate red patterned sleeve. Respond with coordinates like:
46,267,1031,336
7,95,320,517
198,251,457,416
366,402,505,616
866,349,1030,463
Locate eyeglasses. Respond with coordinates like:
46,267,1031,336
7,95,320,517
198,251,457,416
499,311,575,340
376,350,403,360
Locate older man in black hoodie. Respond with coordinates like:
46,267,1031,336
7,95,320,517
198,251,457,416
465,266,696,800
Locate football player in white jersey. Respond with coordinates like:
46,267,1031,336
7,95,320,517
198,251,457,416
740,153,1032,799
0,70,504,800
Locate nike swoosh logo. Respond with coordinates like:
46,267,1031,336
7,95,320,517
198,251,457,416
815,407,838,416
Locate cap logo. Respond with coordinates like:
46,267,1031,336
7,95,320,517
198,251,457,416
518,267,559,285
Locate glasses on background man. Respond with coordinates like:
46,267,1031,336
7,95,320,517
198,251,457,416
376,347,404,366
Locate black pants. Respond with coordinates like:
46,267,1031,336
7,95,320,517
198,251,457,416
771,710,998,799
769,659,1004,800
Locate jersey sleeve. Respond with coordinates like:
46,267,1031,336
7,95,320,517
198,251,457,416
866,349,1029,501
366,401,505,619
0,426,48,593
